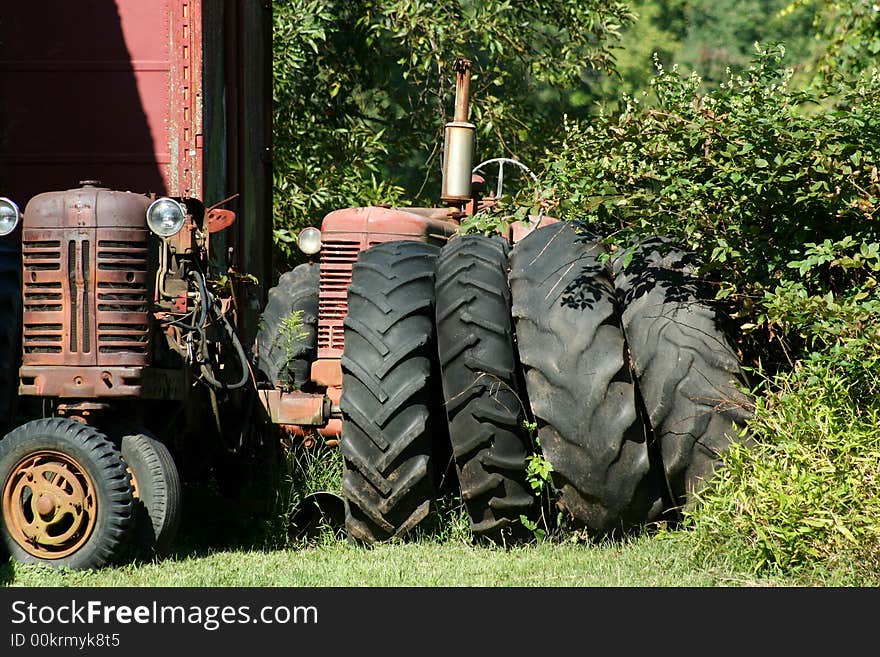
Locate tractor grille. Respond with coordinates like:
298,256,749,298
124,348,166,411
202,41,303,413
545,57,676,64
96,235,150,362
22,239,63,357
318,239,360,356
21,229,150,367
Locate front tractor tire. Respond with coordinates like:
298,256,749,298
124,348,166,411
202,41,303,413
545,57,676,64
340,241,445,543
256,262,320,389
119,430,182,560
434,235,535,543
0,418,134,570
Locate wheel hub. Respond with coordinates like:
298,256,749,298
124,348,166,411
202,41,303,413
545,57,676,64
2,450,97,559
35,493,55,516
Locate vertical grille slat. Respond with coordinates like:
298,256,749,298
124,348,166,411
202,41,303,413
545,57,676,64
67,240,78,352
82,240,91,353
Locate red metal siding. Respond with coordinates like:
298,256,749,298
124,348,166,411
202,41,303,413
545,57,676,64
0,1,202,204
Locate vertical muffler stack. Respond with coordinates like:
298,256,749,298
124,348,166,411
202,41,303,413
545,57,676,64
441,57,476,207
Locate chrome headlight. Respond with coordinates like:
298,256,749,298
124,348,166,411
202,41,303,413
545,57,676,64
146,197,187,237
297,227,322,255
0,197,21,236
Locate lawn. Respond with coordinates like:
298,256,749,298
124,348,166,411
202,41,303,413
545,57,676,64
0,484,833,588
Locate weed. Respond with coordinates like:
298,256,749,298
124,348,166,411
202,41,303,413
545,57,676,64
276,310,309,362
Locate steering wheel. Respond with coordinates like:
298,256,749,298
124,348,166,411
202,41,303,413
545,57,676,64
471,157,545,226
472,157,539,200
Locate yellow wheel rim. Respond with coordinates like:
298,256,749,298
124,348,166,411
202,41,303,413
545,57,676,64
2,450,97,559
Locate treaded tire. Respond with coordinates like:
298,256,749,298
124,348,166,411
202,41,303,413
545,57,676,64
435,235,534,543
256,262,319,389
509,223,664,536
0,239,21,434
119,431,181,560
340,241,444,543
0,418,134,570
611,237,753,512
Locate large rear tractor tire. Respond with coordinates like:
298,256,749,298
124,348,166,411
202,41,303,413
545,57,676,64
611,237,753,512
340,241,446,543
256,262,320,390
509,223,665,536
0,240,21,434
0,418,134,570
435,235,534,543
119,430,182,560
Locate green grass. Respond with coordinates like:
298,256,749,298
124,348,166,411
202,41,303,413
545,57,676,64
2,532,786,588
3,431,876,588
0,481,858,588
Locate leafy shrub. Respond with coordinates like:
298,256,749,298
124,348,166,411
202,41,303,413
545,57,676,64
687,341,880,580
540,46,880,316
686,238,880,579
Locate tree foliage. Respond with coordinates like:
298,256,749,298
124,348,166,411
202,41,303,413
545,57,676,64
271,0,632,269
676,0,815,84
800,0,880,80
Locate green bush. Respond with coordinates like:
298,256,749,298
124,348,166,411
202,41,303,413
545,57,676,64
540,46,880,305
685,236,880,579
687,342,880,580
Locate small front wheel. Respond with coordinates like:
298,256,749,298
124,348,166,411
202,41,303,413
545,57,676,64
119,430,181,560
0,418,134,570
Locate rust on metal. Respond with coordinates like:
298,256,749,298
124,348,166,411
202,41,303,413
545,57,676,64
127,467,140,499
509,214,560,245
18,366,186,400
19,365,144,398
2,450,97,559
310,359,343,388
452,57,472,123
283,418,342,440
205,208,236,233
170,0,204,199
258,390,330,426
56,402,111,424
316,206,458,360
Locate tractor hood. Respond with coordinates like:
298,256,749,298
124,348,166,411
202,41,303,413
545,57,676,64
320,206,459,242
24,184,151,229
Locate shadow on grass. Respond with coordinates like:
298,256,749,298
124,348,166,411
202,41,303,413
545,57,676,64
0,555,12,585
161,482,290,562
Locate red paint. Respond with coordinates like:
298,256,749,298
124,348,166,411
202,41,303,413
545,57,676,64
0,1,203,204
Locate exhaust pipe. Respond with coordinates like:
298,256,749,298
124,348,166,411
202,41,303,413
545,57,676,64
441,57,476,207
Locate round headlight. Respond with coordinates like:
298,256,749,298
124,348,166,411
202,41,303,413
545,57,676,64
297,227,322,255
146,197,187,237
0,198,21,237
